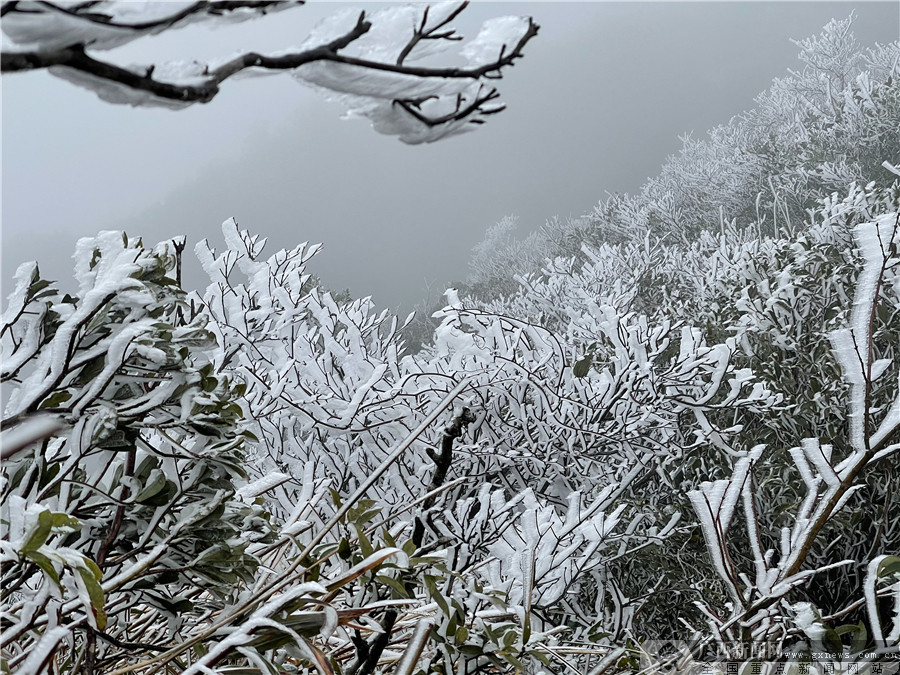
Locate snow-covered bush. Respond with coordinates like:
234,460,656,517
616,16,900,243
175,213,774,672
468,16,900,298
1,233,272,673
5,190,893,672
467,215,590,300
3,10,898,675
461,177,900,660
457,19,900,661
683,185,900,667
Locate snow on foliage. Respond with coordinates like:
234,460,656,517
2,13,899,675
177,207,785,671
687,224,900,646
1,1,241,52
1,1,538,142
1,233,274,673
467,15,900,292
290,4,536,143
130,202,775,674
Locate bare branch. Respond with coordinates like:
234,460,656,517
396,1,468,66
395,86,503,128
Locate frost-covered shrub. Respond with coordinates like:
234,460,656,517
0,233,271,673
611,15,900,243
3,11,897,675
456,17,900,658
467,16,900,300
681,186,900,665
466,182,900,653
185,215,774,672
4,199,893,675
467,215,591,299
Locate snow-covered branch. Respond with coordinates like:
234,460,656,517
1,1,539,143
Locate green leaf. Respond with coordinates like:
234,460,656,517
38,390,72,410
25,549,61,586
50,512,81,532
355,525,374,559
328,488,343,511
38,461,61,491
311,542,340,560
835,622,867,654
82,556,103,582
573,355,593,378
134,468,167,503
22,510,53,553
326,548,407,592
446,612,458,637
96,430,133,450
502,653,526,669
85,303,111,333
28,277,52,296
877,555,900,579
337,538,352,562
170,598,194,614
134,455,159,481
76,354,107,387
822,627,843,656
528,650,551,666
353,506,381,527
375,574,410,599
424,575,449,616
77,567,107,631
459,644,484,656
139,480,177,507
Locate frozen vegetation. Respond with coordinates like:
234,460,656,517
1,7,899,675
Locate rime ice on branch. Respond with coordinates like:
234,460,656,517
1,1,538,143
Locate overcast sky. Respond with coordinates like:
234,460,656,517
3,1,899,313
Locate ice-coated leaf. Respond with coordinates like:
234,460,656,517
24,549,61,587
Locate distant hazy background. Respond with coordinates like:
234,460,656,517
3,1,899,312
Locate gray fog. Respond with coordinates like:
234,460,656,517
3,2,899,313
